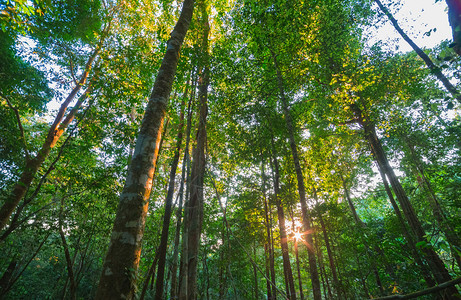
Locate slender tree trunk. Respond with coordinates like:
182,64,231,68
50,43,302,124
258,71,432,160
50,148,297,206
186,5,209,298
445,0,461,56
405,141,461,269
289,209,304,300
0,50,101,231
140,251,160,300
0,232,49,298
178,73,196,300
375,0,461,102
313,189,341,298
341,175,389,295
271,50,321,300
0,260,17,296
59,197,77,300
254,243,259,300
261,160,275,300
315,232,332,300
154,87,187,300
351,103,459,298
170,96,192,300
95,1,195,298
269,142,296,300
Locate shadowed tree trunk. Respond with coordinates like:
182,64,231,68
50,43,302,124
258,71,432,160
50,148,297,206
0,40,103,231
269,146,296,300
170,84,193,300
185,4,209,297
154,84,187,300
261,159,276,300
313,189,341,299
351,103,459,298
271,50,321,300
95,1,195,298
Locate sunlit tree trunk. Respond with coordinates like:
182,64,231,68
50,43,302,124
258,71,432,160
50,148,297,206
95,1,195,298
271,50,321,300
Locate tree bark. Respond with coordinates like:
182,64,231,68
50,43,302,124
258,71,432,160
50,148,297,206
271,50,321,300
95,1,195,298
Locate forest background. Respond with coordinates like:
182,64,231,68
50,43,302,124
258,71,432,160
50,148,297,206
0,0,460,299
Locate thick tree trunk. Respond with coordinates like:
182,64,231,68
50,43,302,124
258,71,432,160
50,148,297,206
351,104,459,298
95,1,195,298
271,51,321,300
375,0,461,102
186,6,209,297
446,0,461,56
154,88,187,300
0,48,101,231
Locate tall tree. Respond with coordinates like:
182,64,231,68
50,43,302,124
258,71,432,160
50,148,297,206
95,0,196,298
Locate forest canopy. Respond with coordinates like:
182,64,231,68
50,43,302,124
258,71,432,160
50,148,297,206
0,0,460,299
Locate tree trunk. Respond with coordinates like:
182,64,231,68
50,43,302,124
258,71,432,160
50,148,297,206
289,209,304,300
375,0,461,102
186,5,209,297
154,85,187,300
59,197,77,300
313,189,341,299
170,88,193,300
271,50,321,300
446,0,461,56
405,141,461,269
0,48,101,231
95,1,195,298
140,250,160,300
351,103,459,298
269,141,297,300
0,260,17,296
261,160,276,300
